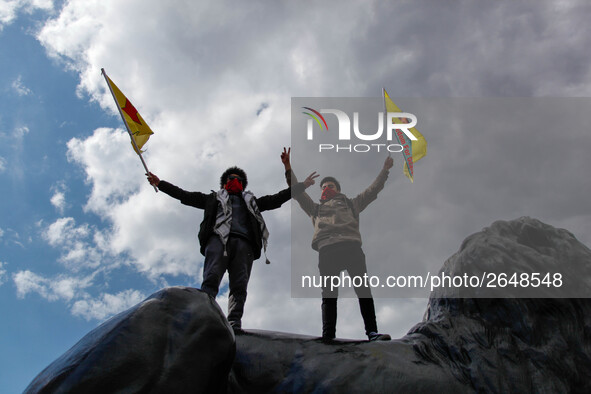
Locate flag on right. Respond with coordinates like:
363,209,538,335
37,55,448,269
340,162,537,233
383,89,427,182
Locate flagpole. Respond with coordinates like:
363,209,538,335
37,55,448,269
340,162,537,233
101,68,158,192
382,87,391,159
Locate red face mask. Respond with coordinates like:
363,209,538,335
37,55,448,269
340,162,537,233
320,187,338,201
225,178,244,194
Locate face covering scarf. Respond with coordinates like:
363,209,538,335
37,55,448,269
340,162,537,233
321,187,338,201
225,178,244,194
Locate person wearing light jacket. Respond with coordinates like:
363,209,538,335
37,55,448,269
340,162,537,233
282,147,393,342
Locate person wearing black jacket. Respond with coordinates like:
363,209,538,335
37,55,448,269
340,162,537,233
147,162,316,333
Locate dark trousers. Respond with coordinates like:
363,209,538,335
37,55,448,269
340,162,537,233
201,235,254,329
318,242,377,338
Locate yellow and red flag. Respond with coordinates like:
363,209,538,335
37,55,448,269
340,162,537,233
383,89,427,182
102,69,154,154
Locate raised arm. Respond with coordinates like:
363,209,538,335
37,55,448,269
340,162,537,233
254,150,316,212
146,172,208,209
351,156,393,213
281,147,319,217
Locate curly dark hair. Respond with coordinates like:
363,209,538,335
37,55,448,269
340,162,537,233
320,176,340,191
220,166,248,189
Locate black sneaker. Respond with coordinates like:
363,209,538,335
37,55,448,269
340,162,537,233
368,332,391,341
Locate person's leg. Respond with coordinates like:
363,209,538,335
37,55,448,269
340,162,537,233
346,246,379,336
318,245,342,340
321,298,337,340
200,236,228,298
226,237,254,331
358,298,378,336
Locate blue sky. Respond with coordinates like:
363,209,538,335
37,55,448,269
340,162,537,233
2,1,591,392
0,5,153,391
1,8,85,389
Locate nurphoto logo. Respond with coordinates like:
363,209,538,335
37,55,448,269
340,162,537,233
302,107,417,154
292,95,427,183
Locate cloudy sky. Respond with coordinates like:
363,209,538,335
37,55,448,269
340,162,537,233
2,0,591,391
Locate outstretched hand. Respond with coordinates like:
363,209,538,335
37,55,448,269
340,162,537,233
303,171,319,188
281,147,291,170
146,172,160,187
383,156,394,170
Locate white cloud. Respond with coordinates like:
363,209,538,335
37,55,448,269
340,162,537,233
65,127,205,280
0,0,53,30
13,125,29,139
66,128,144,214
42,217,105,269
43,217,89,246
11,269,145,323
71,289,146,321
0,227,26,248
0,262,7,286
50,191,65,213
11,75,32,96
0,156,6,172
13,270,92,301
14,271,46,298
50,182,67,214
